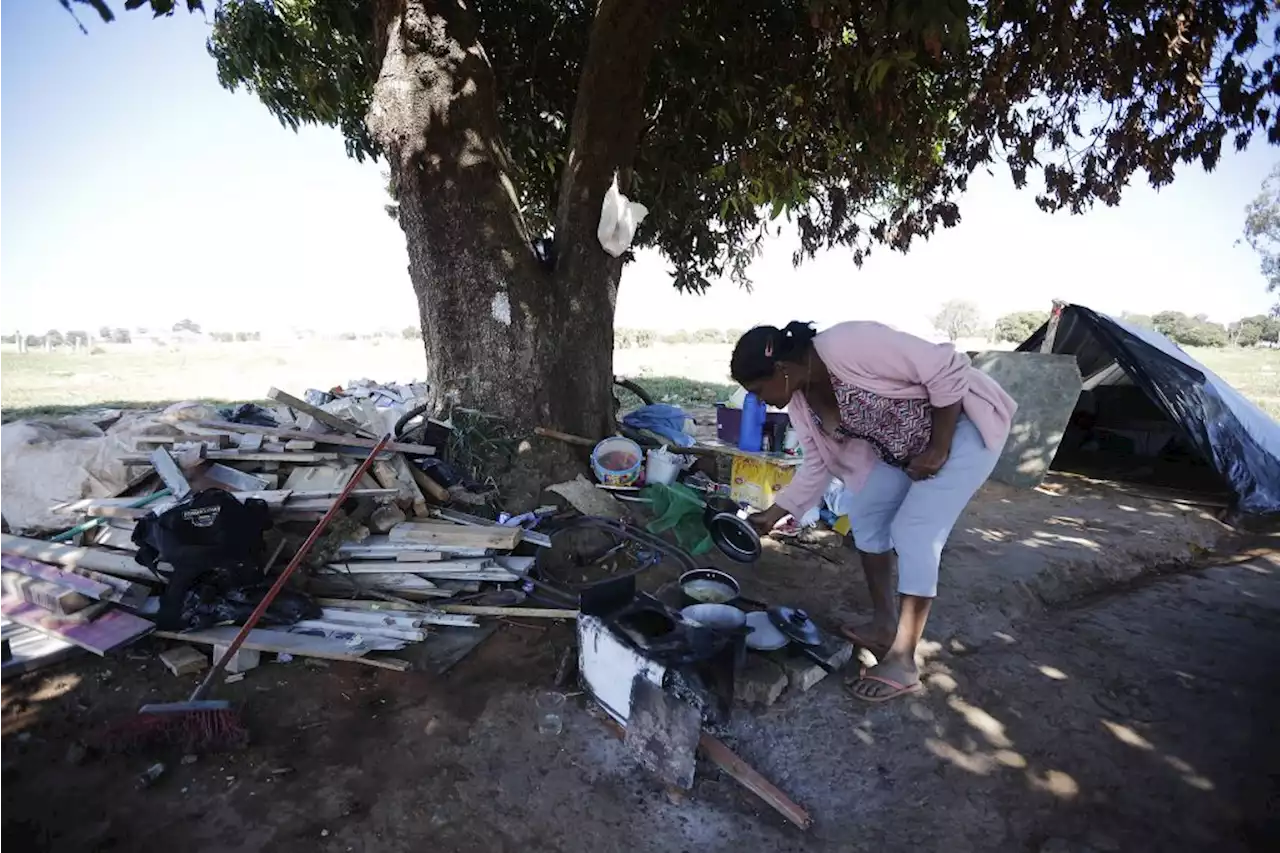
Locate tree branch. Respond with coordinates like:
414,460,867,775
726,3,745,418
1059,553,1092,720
551,0,680,281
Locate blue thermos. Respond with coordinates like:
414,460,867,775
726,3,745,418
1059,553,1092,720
737,392,767,452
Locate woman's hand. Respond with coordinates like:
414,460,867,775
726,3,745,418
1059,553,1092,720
906,444,950,481
746,504,788,534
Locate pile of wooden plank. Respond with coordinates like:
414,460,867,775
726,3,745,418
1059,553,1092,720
0,385,571,675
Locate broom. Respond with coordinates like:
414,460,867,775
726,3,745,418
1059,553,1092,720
107,435,391,752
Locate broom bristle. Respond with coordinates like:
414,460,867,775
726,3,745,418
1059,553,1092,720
100,708,249,753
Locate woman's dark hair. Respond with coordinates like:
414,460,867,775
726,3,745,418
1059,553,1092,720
730,322,817,384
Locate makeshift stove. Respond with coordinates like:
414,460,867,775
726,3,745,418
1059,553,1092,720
578,592,743,727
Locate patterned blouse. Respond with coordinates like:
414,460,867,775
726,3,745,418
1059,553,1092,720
810,373,933,468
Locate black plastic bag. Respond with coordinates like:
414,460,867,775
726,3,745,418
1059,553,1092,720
177,582,319,632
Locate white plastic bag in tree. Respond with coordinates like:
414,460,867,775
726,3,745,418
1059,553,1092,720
596,172,649,257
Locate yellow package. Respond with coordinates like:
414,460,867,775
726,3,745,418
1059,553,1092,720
730,455,797,510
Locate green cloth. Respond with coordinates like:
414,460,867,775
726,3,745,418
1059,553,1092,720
642,482,712,555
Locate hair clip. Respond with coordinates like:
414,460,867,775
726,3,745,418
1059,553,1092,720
764,339,774,357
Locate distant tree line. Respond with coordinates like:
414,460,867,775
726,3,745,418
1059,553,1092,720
987,309,1280,348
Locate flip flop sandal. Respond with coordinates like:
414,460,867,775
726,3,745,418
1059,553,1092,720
848,673,922,704
837,626,891,658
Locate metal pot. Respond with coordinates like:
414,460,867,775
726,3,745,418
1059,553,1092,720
677,568,741,607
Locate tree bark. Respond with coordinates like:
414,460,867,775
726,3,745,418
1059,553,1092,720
367,0,675,441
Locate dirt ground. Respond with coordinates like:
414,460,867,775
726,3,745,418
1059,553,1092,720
3,481,1277,853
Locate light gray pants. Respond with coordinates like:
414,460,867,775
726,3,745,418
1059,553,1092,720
845,417,1003,598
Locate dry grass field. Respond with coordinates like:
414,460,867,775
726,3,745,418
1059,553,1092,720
2,338,1277,421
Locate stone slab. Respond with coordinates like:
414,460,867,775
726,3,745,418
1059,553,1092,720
971,351,1083,489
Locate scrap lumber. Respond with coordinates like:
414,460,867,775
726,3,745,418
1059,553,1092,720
309,576,455,599
602,718,811,830
0,555,114,600
1,572,92,615
436,508,552,548
195,418,435,456
389,455,430,516
406,463,451,503
154,626,411,671
438,605,578,619
159,645,208,676
317,606,476,629
324,558,494,575
120,450,340,464
2,597,153,656
0,555,149,607
264,389,375,438
697,733,813,830
292,619,428,643
0,535,157,583
389,521,523,550
2,620,80,681
89,525,139,552
148,447,193,498
202,462,273,492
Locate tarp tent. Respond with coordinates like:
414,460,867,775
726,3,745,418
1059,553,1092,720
1019,304,1280,515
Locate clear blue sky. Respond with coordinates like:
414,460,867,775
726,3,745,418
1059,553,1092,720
2,3,1277,339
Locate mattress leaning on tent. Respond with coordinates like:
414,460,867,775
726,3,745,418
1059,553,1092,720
1019,304,1280,516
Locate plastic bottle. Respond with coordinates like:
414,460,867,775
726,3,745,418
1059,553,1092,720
737,392,766,452
783,426,801,456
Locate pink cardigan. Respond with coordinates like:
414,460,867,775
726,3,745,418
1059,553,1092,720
774,322,1017,517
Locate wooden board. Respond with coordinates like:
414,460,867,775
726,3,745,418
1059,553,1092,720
196,418,434,456
436,508,552,548
154,626,411,671
324,558,493,574
1,572,92,615
201,462,273,492
2,619,80,681
388,521,522,550
263,389,374,437
0,555,115,600
1,597,153,655
148,447,192,498
438,605,578,619
121,450,339,464
309,577,454,599
0,535,157,582
389,455,430,516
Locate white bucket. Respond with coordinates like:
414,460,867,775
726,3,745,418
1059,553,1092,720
645,446,682,486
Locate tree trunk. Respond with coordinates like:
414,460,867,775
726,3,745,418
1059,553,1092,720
368,0,674,441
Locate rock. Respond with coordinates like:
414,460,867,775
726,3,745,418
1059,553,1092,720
780,638,855,693
735,656,788,707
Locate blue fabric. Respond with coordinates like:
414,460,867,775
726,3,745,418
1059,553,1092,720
622,404,695,447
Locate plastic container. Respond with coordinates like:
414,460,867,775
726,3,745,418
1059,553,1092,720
645,446,682,486
715,404,792,444
591,437,643,486
535,691,566,735
737,393,767,452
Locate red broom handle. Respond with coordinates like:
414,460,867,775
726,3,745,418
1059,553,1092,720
188,435,392,701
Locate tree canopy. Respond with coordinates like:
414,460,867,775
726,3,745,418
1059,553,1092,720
1152,310,1230,346
932,299,984,341
82,0,1280,293
1243,162,1280,309
993,310,1050,343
